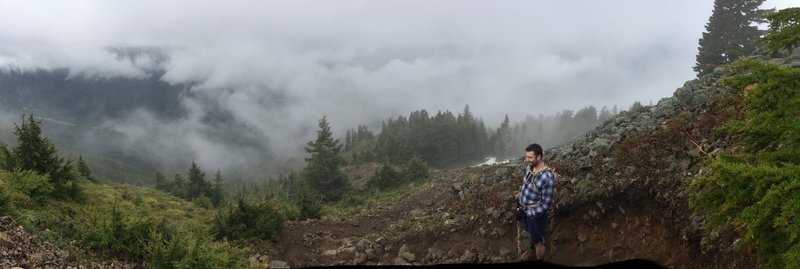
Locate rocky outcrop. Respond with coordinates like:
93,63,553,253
548,46,800,172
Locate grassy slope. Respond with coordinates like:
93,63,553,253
0,170,215,262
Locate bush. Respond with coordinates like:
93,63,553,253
297,189,322,220
0,185,11,216
0,143,12,171
83,207,155,260
403,156,430,182
690,59,800,268
66,178,86,203
147,229,248,269
211,198,285,241
193,196,213,209
146,229,188,269
10,170,54,203
366,164,402,191
173,237,248,269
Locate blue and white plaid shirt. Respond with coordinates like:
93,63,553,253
519,166,556,218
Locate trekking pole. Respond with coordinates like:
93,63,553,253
516,219,521,257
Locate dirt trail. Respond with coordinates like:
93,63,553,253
273,169,467,266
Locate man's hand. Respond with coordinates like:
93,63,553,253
514,191,520,199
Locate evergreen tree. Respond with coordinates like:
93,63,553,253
762,7,800,53
211,170,224,207
186,161,209,200
173,173,187,198
695,0,768,76
11,114,76,200
345,130,353,151
76,156,95,182
303,116,350,202
496,114,512,159
0,143,12,171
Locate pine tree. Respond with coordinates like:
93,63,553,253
173,173,187,198
496,114,512,159
211,170,224,207
303,116,350,202
762,7,800,53
77,156,95,182
186,161,209,200
0,143,12,171
11,114,76,200
345,130,353,151
695,0,768,76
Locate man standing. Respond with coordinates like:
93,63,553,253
516,143,556,261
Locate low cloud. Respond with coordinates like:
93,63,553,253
1,0,795,172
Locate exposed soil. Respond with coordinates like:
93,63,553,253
270,165,698,268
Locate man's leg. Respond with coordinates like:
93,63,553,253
520,216,537,260
531,212,548,260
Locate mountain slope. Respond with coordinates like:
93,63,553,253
267,48,800,268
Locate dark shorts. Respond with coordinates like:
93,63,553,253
522,211,548,248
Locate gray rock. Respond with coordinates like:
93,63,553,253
356,238,371,250
353,252,368,265
499,247,511,257
402,251,416,262
269,260,291,269
459,249,478,263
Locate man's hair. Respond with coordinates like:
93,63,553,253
525,143,543,157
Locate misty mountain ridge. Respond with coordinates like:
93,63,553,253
0,47,618,185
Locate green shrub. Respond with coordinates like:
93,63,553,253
297,189,322,220
690,59,800,268
67,178,86,203
193,196,213,209
403,156,430,181
366,164,402,190
173,237,248,269
83,207,155,260
211,198,285,241
146,229,188,269
0,143,12,171
10,170,54,203
0,185,11,216
146,222,249,269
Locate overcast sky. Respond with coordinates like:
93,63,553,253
0,0,796,169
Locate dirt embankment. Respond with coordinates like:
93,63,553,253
269,163,703,268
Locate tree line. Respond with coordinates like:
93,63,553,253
154,162,225,208
345,105,619,166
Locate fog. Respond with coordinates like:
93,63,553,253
0,0,795,174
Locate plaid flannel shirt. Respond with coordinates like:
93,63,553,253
519,166,555,218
